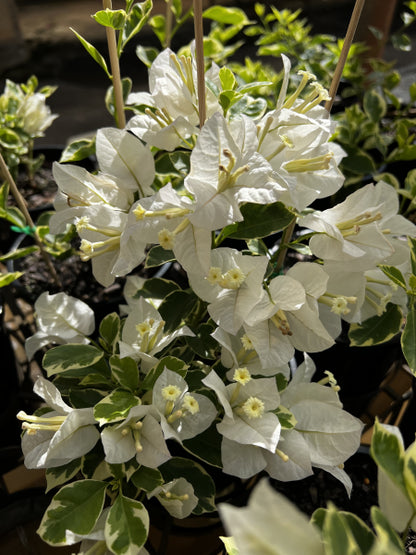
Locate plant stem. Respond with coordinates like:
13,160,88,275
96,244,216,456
103,0,126,129
0,152,62,288
325,0,366,112
274,218,296,274
193,0,206,128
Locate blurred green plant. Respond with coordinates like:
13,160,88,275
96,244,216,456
0,76,57,181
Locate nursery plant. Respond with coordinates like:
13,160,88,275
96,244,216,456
4,1,416,554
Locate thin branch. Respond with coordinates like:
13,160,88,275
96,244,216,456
0,153,62,288
325,0,366,112
193,0,206,128
103,0,126,128
274,218,297,274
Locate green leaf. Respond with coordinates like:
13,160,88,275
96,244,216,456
374,172,401,190
391,32,412,51
221,202,294,240
219,67,237,91
37,480,108,545
401,307,416,375
160,457,216,514
370,506,404,552
403,441,416,509
133,277,180,300
81,447,112,481
341,151,377,175
0,271,23,287
94,389,141,425
105,494,149,555
105,77,132,122
274,405,297,429
121,0,153,50
408,236,416,276
378,265,407,290
93,9,126,30
59,137,96,163
186,322,218,360
363,90,387,123
109,355,139,392
219,90,240,113
149,14,166,45
237,81,273,94
70,28,111,79
203,6,250,25
183,423,222,467
158,289,198,332
0,127,22,148
46,459,82,493
348,303,403,346
0,245,39,262
79,373,112,386
131,466,164,492
43,344,105,377
141,356,188,392
145,246,175,268
230,95,267,119
69,388,106,409
321,505,361,555
337,512,375,554
405,169,416,193
99,312,121,349
371,420,406,493
135,44,159,68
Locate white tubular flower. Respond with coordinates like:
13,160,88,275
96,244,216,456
19,376,99,469
212,327,291,379
114,183,211,277
95,127,155,197
219,479,325,555
126,46,221,149
202,370,281,478
265,355,363,493
285,261,340,349
17,92,58,137
148,478,198,519
184,112,285,232
188,248,269,335
300,181,416,272
152,368,217,442
25,292,95,360
101,406,171,468
51,128,154,218
118,297,194,373
243,275,313,368
256,55,345,212
257,109,345,212
73,204,128,287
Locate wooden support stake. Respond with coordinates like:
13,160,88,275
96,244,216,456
103,0,126,129
0,153,61,288
193,0,206,128
325,0,366,113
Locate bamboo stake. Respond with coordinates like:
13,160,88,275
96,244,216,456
0,153,61,288
325,0,366,112
193,0,206,128
165,0,173,48
103,0,126,128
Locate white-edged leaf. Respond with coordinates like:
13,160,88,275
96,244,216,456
105,494,149,554
37,480,108,545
